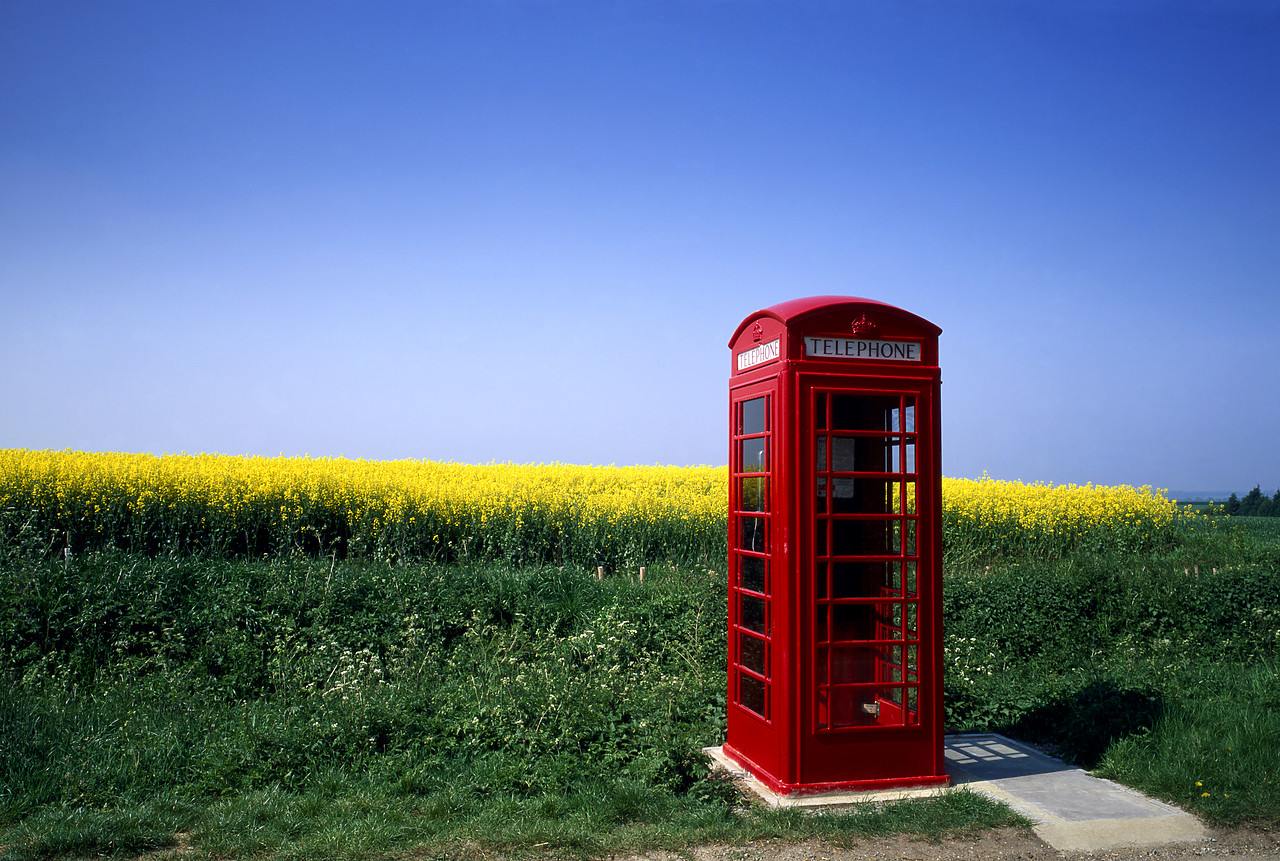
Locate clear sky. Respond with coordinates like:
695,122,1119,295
2,0,1277,496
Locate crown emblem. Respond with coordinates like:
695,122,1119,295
751,321,764,342
850,314,878,337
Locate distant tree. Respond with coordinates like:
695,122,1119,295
1228,486,1280,517
1240,485,1266,516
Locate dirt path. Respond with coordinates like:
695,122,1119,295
626,827,1280,860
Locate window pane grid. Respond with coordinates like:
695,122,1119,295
812,390,924,732
732,394,772,723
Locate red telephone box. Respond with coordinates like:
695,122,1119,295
722,296,948,796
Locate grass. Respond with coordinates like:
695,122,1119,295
0,555,1029,861
2,784,1023,861
942,528,1280,831
1097,659,1280,828
3,511,1279,858
1229,516,1280,542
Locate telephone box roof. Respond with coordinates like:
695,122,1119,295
729,295,941,346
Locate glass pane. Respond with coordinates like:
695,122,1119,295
827,687,886,728
741,397,767,435
742,595,768,635
904,400,916,432
887,439,916,474
879,602,904,634
815,435,827,471
885,481,916,514
740,673,767,717
832,437,858,471
905,562,917,596
888,643,903,669
830,645,878,684
906,520,917,554
885,561,903,593
815,520,828,556
740,477,767,512
814,393,827,430
740,633,767,675
892,481,917,515
739,516,767,553
816,477,828,514
831,518,894,556
741,554,766,593
831,603,876,641
832,561,892,598
815,561,828,600
831,395,900,431
740,439,768,473
906,603,918,640
831,477,856,508
831,478,893,514
831,436,896,473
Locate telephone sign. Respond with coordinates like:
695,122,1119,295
722,296,947,796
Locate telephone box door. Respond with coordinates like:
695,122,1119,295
799,378,944,785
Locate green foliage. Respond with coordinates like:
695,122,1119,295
1230,516,1280,542
0,556,728,810
0,550,1029,859
5,489,1280,855
1224,485,1280,517
1096,660,1280,829
944,536,1280,828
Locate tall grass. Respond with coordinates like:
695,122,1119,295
1099,660,1280,828
0,554,1024,860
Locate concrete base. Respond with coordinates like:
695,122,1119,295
702,746,949,810
704,733,1206,853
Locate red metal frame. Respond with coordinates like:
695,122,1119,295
724,296,947,795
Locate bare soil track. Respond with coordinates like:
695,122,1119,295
11,825,1275,861
623,827,1280,861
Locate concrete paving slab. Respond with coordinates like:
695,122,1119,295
945,733,1206,852
704,733,1206,853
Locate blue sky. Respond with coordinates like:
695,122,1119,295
2,0,1277,496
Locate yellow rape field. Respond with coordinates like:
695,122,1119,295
941,474,1205,560
0,449,728,568
0,449,1202,565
